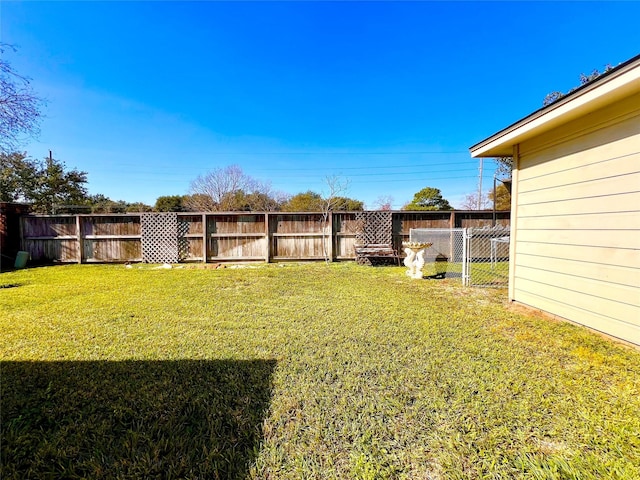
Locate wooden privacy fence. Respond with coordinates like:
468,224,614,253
19,210,510,264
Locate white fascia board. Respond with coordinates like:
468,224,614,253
470,61,640,158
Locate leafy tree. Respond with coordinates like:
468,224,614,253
280,190,362,213
83,194,152,213
125,202,153,213
155,195,187,212
31,156,88,214
183,193,216,211
543,64,614,106
0,44,43,153
0,152,88,213
85,194,125,213
488,184,511,211
220,190,284,211
331,196,364,211
0,151,38,202
281,191,324,212
403,187,452,211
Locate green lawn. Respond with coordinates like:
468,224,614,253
1,263,638,479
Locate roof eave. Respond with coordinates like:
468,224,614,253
469,54,640,158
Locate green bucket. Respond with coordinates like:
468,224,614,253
14,251,29,269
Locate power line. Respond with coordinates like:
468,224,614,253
197,150,469,156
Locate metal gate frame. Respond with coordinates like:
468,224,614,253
462,226,510,287
410,226,510,287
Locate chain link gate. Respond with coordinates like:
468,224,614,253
462,226,510,287
410,226,510,286
409,228,464,279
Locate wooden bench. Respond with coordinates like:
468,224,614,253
355,243,401,266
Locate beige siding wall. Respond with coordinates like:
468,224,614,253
513,94,640,345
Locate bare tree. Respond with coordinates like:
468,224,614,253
319,175,350,263
461,191,491,210
187,164,288,212
187,165,255,211
494,157,513,178
1,44,43,153
372,195,394,211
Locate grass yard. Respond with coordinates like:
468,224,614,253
1,263,639,479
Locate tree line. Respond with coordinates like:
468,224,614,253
1,152,467,214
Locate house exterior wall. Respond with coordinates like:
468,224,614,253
510,92,640,345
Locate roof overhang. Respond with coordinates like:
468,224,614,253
470,54,640,158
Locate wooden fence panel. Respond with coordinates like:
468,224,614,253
393,212,452,252
23,216,77,238
273,214,324,234
26,239,78,262
273,236,327,259
207,214,267,261
271,213,327,260
209,237,266,260
18,211,510,264
334,212,359,259
181,237,203,261
178,215,204,261
81,215,140,236
209,214,264,234
455,212,510,228
84,239,142,262
179,215,204,235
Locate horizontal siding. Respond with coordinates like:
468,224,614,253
515,229,639,250
518,171,640,205
513,99,640,345
517,191,640,217
515,278,639,329
517,151,639,191
516,242,637,270
517,251,639,287
515,287,640,346
516,211,640,230
516,265,639,310
518,92,640,173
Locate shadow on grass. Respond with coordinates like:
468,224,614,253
1,359,276,479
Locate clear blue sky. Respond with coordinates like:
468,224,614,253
2,1,639,209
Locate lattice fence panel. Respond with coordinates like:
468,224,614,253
177,217,190,261
141,212,179,263
355,211,393,265
355,211,392,244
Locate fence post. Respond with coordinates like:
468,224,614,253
328,211,334,262
462,228,470,286
76,215,83,264
264,212,270,263
202,213,207,263
18,214,24,254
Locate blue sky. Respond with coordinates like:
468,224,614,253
2,1,639,209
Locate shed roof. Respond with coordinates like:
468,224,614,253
469,54,640,158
